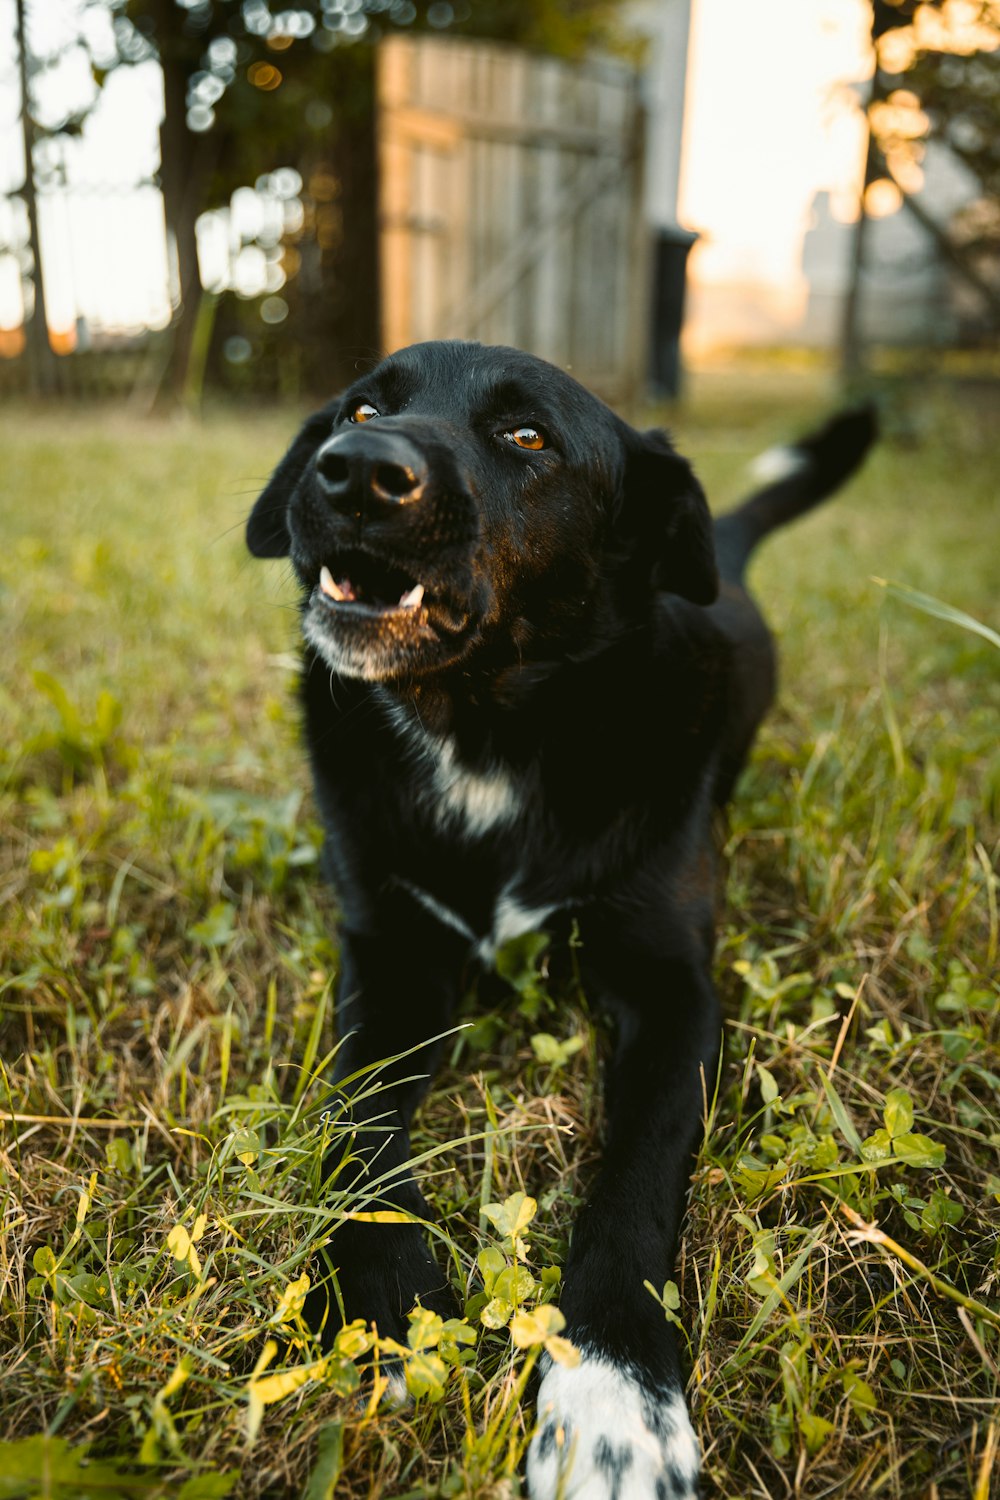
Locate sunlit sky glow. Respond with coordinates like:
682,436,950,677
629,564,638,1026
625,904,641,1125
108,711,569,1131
679,0,871,286
675,0,873,346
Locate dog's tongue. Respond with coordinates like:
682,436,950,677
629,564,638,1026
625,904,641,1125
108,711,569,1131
320,566,355,602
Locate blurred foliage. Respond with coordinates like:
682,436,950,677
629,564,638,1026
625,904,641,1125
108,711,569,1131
866,1,1000,329
873,1,1000,197
904,45,1000,252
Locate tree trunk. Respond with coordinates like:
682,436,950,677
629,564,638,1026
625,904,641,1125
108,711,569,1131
290,49,381,396
840,70,881,384
326,54,381,382
16,0,57,395
151,0,213,405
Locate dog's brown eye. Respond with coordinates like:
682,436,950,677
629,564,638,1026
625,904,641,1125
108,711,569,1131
505,426,546,451
350,401,379,423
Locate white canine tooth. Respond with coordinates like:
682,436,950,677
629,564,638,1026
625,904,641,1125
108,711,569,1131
319,565,346,602
399,584,425,610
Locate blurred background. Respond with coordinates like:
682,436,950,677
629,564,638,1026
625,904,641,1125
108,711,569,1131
2,0,998,407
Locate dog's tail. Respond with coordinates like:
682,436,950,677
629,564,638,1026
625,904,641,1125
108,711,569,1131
713,404,878,584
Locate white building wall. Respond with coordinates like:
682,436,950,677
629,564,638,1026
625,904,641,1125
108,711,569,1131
629,0,694,229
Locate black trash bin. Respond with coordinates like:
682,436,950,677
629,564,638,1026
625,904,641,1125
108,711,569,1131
649,226,699,398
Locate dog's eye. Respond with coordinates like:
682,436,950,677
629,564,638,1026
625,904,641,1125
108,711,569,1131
350,401,380,423
504,426,546,451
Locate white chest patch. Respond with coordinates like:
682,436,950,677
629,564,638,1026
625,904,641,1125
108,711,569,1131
432,738,521,837
527,1350,700,1500
378,694,522,839
379,694,555,955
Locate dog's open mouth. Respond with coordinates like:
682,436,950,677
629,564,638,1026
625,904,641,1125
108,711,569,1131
302,544,473,679
315,552,428,617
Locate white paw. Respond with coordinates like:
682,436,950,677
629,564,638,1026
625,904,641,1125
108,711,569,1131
381,1365,411,1407
527,1349,700,1500
350,1362,411,1416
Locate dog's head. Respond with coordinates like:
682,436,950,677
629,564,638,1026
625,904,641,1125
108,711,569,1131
247,341,717,682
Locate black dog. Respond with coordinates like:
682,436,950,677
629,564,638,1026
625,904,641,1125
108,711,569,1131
246,341,875,1499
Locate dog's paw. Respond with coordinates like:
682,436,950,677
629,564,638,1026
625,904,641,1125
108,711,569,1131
367,1361,411,1411
307,1213,456,1350
527,1349,699,1500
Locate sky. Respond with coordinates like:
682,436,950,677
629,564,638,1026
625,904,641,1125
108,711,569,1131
677,0,872,346
0,0,886,345
679,0,871,284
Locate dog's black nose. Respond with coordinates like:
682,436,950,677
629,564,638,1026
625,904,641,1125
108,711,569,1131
315,430,427,513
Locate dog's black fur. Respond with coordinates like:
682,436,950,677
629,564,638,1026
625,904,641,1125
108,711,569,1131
247,340,876,1499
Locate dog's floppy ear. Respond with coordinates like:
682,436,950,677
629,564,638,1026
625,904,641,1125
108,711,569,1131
617,427,718,605
247,403,337,558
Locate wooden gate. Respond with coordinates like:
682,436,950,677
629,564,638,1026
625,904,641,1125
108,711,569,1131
377,36,648,403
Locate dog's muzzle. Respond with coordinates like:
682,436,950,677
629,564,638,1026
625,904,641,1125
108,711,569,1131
292,428,483,680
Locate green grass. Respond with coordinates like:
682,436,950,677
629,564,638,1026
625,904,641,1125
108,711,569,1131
1,375,998,1499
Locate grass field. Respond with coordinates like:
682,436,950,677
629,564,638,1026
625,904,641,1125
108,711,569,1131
1,371,998,1500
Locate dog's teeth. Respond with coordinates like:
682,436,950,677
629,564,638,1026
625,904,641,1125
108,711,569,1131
319,566,346,602
399,584,425,609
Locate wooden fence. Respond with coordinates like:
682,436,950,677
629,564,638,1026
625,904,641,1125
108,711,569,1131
377,36,649,403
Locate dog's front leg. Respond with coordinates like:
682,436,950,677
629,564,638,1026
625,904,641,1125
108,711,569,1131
308,890,470,1347
528,906,719,1500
